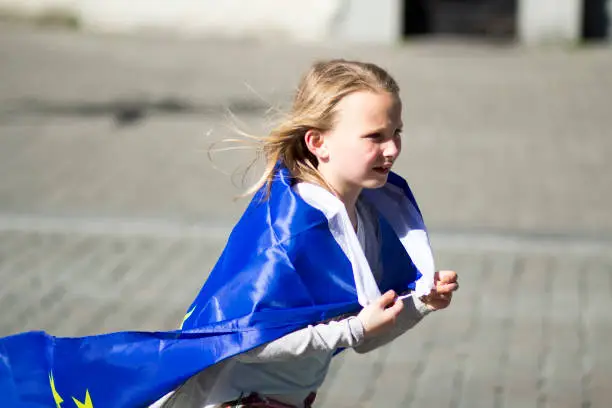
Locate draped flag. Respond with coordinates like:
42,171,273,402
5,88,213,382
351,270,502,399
0,167,435,408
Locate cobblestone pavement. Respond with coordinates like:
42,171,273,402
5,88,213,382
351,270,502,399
0,22,611,407
0,226,610,408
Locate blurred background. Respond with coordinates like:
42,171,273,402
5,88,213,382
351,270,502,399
0,1,611,407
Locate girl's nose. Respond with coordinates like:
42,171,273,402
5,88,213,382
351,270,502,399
383,138,400,159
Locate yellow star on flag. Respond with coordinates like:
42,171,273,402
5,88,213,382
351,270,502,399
48,372,64,408
72,390,94,408
180,306,195,329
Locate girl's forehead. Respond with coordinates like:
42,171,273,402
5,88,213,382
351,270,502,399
335,91,402,128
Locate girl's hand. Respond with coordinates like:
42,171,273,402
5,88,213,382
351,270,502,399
357,290,404,338
420,270,459,311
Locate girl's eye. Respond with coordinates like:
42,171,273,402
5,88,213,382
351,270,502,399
364,130,402,141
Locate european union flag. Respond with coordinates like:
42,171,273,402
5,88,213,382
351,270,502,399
0,167,434,407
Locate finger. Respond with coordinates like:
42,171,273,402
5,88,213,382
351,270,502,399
438,270,458,283
378,290,397,307
435,282,459,293
429,290,452,300
384,297,404,318
428,292,452,304
436,282,458,293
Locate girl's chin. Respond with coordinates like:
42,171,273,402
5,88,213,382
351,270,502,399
361,175,389,189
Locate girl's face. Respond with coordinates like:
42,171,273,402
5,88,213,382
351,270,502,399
317,90,403,202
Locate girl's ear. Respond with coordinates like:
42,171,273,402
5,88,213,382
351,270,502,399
304,129,329,161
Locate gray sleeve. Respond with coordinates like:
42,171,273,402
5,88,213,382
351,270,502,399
354,295,433,354
235,316,365,363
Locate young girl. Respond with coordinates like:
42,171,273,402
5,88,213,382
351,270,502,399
152,59,459,407
0,59,458,408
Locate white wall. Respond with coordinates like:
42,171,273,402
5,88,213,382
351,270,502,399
518,0,583,44
0,0,400,43
0,0,78,15
0,0,347,41
333,0,402,43
79,0,342,41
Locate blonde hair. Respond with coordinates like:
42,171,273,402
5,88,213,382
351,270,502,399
246,59,400,196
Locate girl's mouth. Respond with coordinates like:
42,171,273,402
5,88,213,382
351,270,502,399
372,167,390,174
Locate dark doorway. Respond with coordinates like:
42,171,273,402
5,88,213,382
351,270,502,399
402,0,433,36
402,0,517,40
582,0,609,40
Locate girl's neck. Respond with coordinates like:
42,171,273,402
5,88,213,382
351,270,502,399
315,169,361,231
328,183,361,232
346,203,358,232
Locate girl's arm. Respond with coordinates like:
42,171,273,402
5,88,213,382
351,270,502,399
235,316,365,363
236,288,436,363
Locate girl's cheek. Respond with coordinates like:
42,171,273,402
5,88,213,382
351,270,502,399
362,142,379,155
372,146,385,158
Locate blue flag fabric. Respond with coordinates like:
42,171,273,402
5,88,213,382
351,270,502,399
0,167,430,408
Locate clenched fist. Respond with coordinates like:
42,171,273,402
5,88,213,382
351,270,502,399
357,290,404,338
420,270,459,311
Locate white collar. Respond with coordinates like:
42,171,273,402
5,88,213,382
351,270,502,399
294,182,435,306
